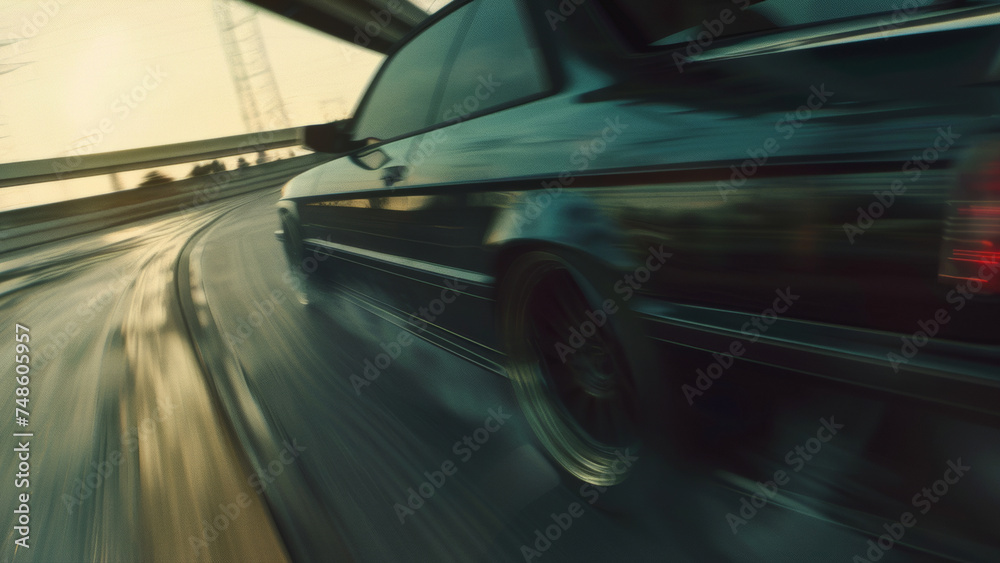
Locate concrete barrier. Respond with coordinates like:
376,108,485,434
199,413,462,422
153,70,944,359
0,154,330,254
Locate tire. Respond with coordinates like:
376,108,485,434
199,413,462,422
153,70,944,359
279,213,317,306
497,250,662,486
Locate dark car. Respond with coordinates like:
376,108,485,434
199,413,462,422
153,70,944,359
277,0,1000,558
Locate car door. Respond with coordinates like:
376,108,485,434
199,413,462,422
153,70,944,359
296,1,478,298
301,0,553,350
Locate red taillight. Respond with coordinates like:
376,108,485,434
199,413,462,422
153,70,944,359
938,148,1000,293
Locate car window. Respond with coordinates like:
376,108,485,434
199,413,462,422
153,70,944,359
434,0,549,124
352,2,476,142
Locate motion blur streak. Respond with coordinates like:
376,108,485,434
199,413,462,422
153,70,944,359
5,183,1000,561
0,194,288,562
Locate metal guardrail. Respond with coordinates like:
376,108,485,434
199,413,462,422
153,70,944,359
0,153,331,254
0,127,303,188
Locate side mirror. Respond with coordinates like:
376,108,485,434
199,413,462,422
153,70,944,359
353,145,391,170
301,119,363,154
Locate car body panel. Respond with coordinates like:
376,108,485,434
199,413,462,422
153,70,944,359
283,0,1000,358
277,1,1000,557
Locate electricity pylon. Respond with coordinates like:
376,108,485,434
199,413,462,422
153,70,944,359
212,0,291,134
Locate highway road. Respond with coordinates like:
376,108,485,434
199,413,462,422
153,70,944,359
1,186,993,562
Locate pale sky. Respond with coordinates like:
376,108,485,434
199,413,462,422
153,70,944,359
0,0,444,209
0,0,442,164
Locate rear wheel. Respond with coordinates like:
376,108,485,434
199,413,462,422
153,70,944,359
498,251,659,486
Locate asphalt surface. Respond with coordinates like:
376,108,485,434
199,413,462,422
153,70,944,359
2,186,994,562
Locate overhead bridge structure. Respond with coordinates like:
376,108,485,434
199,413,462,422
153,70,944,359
0,0,431,229
0,0,430,191
245,0,430,54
